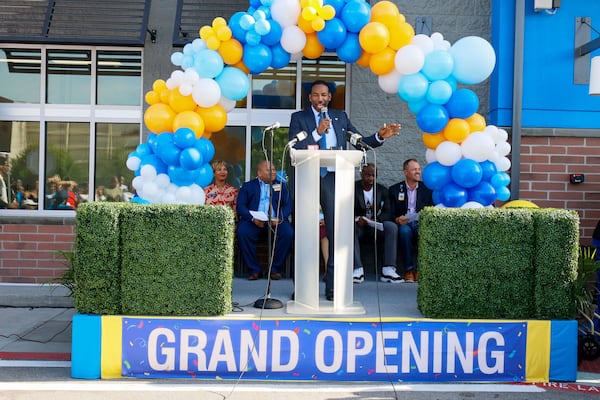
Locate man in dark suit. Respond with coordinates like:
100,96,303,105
237,160,294,281
289,80,401,300
388,159,434,282
353,163,401,284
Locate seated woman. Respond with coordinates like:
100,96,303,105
204,160,238,214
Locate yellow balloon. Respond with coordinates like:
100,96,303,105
196,104,228,133
300,0,311,7
159,88,171,104
370,1,400,28
298,15,315,34
356,51,371,68
152,79,167,93
169,90,196,113
303,32,325,59
144,103,176,134
302,6,318,21
311,17,326,32
369,47,396,76
422,132,445,150
199,26,214,40
172,110,205,138
466,113,487,132
388,21,415,50
443,118,470,143
358,22,390,54
216,25,232,42
206,36,220,50
145,90,160,105
307,0,321,8
218,38,243,65
212,17,227,28
320,5,336,20
202,131,213,140
501,200,538,208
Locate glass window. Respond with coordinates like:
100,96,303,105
46,49,92,104
94,123,140,202
44,122,89,210
301,56,346,109
97,51,142,106
0,48,41,104
0,121,40,209
211,126,246,189
249,125,291,184
251,65,296,109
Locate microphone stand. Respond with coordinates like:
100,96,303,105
254,125,283,309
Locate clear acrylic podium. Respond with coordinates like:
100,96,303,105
286,149,366,315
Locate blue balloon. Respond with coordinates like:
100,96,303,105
152,132,173,154
254,19,270,36
432,189,441,205
398,72,428,103
249,0,261,9
422,161,452,191
157,143,181,166
139,154,167,175
146,133,158,150
325,0,346,15
170,52,183,66
337,32,362,63
490,171,511,189
451,158,483,188
195,138,215,163
168,165,198,187
341,0,371,33
216,66,250,101
270,43,291,69
173,127,196,149
426,80,453,105
245,29,262,46
194,49,224,78
179,147,203,170
242,43,272,74
416,104,449,133
195,164,214,188
440,183,468,208
445,88,479,119
467,181,497,206
496,185,511,201
228,12,247,43
136,143,152,157
421,50,454,81
479,160,497,181
408,98,429,114
317,18,347,50
262,19,282,46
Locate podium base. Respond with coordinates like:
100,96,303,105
286,300,366,315
254,297,284,309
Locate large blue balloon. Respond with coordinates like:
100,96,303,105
479,160,498,181
242,43,272,74
136,143,152,157
422,50,454,81
467,181,497,206
440,183,468,207
398,72,428,103
270,43,291,69
229,12,247,43
168,165,199,187
262,19,282,46
341,0,371,33
337,32,362,63
179,147,203,170
445,88,479,119
451,158,483,188
173,127,196,149
416,104,449,133
422,161,452,191
194,49,224,78
157,142,181,167
325,0,346,15
139,154,167,176
317,18,347,49
195,138,215,163
195,164,214,188
216,66,250,101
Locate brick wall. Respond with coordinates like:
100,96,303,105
0,223,74,284
519,136,600,244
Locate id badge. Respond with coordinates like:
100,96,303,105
397,192,405,201
272,184,281,192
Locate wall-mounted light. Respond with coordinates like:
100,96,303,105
574,18,600,95
147,28,157,44
534,0,560,13
590,56,600,95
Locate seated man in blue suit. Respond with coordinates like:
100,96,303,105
289,79,402,301
237,160,294,281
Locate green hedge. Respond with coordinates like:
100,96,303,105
417,207,578,320
73,202,235,316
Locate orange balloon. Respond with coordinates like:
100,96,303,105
144,103,176,134
195,104,228,133
145,90,160,105
169,90,196,113
152,79,167,93
443,118,471,144
369,47,396,76
303,32,325,59
172,110,205,138
370,1,401,28
297,15,315,33
422,132,446,150
218,38,243,65
203,131,213,140
358,22,390,54
388,21,414,50
465,112,486,132
233,60,250,74
356,51,371,68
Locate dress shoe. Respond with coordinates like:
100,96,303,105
270,272,282,280
248,272,262,281
326,292,334,301
404,270,416,282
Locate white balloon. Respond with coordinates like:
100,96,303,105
394,44,425,75
143,181,159,200
218,96,236,112
192,78,221,108
271,0,301,27
435,203,447,208
184,68,200,86
495,141,511,157
189,184,206,205
132,176,144,192
425,148,437,163
431,32,444,43
170,70,185,86
411,34,434,55
494,156,511,172
290,51,304,62
461,201,484,209
140,164,157,180
280,26,306,54
126,155,141,171
378,70,403,94
161,192,177,204
497,128,509,143
179,83,193,96
461,132,495,162
155,173,171,188
435,141,462,166
176,186,192,203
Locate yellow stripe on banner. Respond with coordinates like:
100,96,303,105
525,320,550,382
101,316,123,379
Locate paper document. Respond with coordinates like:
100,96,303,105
406,212,419,222
250,210,269,221
359,216,383,231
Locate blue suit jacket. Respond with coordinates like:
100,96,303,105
236,178,292,223
289,107,382,150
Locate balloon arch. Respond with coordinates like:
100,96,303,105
126,0,511,208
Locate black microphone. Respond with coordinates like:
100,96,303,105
320,107,330,132
264,122,280,131
346,131,372,150
287,130,308,147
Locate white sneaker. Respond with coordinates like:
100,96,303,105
353,267,364,284
380,266,404,283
